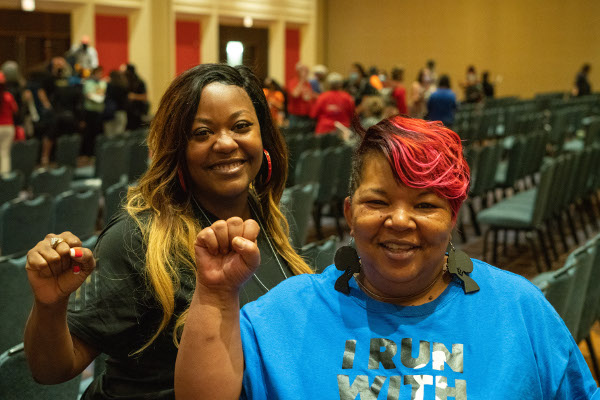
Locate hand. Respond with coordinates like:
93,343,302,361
26,232,96,306
194,218,261,293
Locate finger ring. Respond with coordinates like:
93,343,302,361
50,237,65,249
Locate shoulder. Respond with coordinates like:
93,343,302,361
469,259,554,311
95,212,148,272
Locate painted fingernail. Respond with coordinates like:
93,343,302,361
70,248,83,258
73,265,81,274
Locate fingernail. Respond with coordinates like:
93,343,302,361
73,265,81,274
233,237,245,250
70,248,83,258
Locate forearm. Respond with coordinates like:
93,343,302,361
175,288,244,400
23,299,92,383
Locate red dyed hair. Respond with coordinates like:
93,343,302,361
349,116,470,218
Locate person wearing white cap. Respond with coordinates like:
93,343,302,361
67,35,99,73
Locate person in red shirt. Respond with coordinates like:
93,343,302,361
310,72,355,135
389,66,408,115
0,72,19,174
286,63,316,130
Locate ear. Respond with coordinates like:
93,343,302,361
343,197,354,236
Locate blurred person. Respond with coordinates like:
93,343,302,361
40,57,82,165
410,69,427,118
0,72,18,173
345,62,377,106
1,61,26,139
66,35,99,74
124,63,149,131
368,66,384,91
573,64,592,97
262,77,285,127
389,66,408,115
81,66,106,157
310,72,355,135
461,65,482,103
427,74,457,127
309,64,328,94
423,59,437,99
286,62,316,130
482,71,495,98
360,95,384,129
103,70,129,137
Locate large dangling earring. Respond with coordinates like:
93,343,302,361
178,167,187,192
262,149,272,185
334,238,361,294
446,242,479,294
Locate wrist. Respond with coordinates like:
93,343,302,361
193,282,240,307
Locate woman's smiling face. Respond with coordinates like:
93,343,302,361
186,82,263,207
344,151,454,297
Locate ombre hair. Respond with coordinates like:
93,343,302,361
349,115,470,218
126,64,312,354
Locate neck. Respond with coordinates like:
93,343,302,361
356,263,450,306
192,192,251,220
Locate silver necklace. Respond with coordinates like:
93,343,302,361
190,196,288,292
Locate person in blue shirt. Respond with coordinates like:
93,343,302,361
427,75,457,127
175,116,599,400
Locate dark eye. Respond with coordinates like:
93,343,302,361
192,128,211,138
366,199,387,206
416,202,436,209
234,121,253,131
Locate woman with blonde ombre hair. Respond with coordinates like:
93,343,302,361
23,64,312,399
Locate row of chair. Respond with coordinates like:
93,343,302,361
0,191,99,258
285,143,355,244
461,131,547,239
0,174,132,258
8,131,149,191
286,132,346,187
453,94,599,144
477,146,600,271
533,233,600,379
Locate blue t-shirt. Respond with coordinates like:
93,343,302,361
240,260,599,399
427,88,457,126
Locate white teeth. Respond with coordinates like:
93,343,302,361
211,161,243,171
381,243,415,251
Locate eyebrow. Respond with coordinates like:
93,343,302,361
364,187,435,197
193,110,251,124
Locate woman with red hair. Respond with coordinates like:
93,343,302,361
175,116,598,399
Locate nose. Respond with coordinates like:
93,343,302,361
213,131,238,153
384,205,416,231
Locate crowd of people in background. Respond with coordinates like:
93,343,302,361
0,38,149,169
262,59,506,136
0,50,593,173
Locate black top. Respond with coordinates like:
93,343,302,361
576,72,591,97
68,201,292,399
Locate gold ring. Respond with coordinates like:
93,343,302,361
50,237,65,249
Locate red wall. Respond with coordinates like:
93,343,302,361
176,20,201,76
285,28,300,86
95,14,128,74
